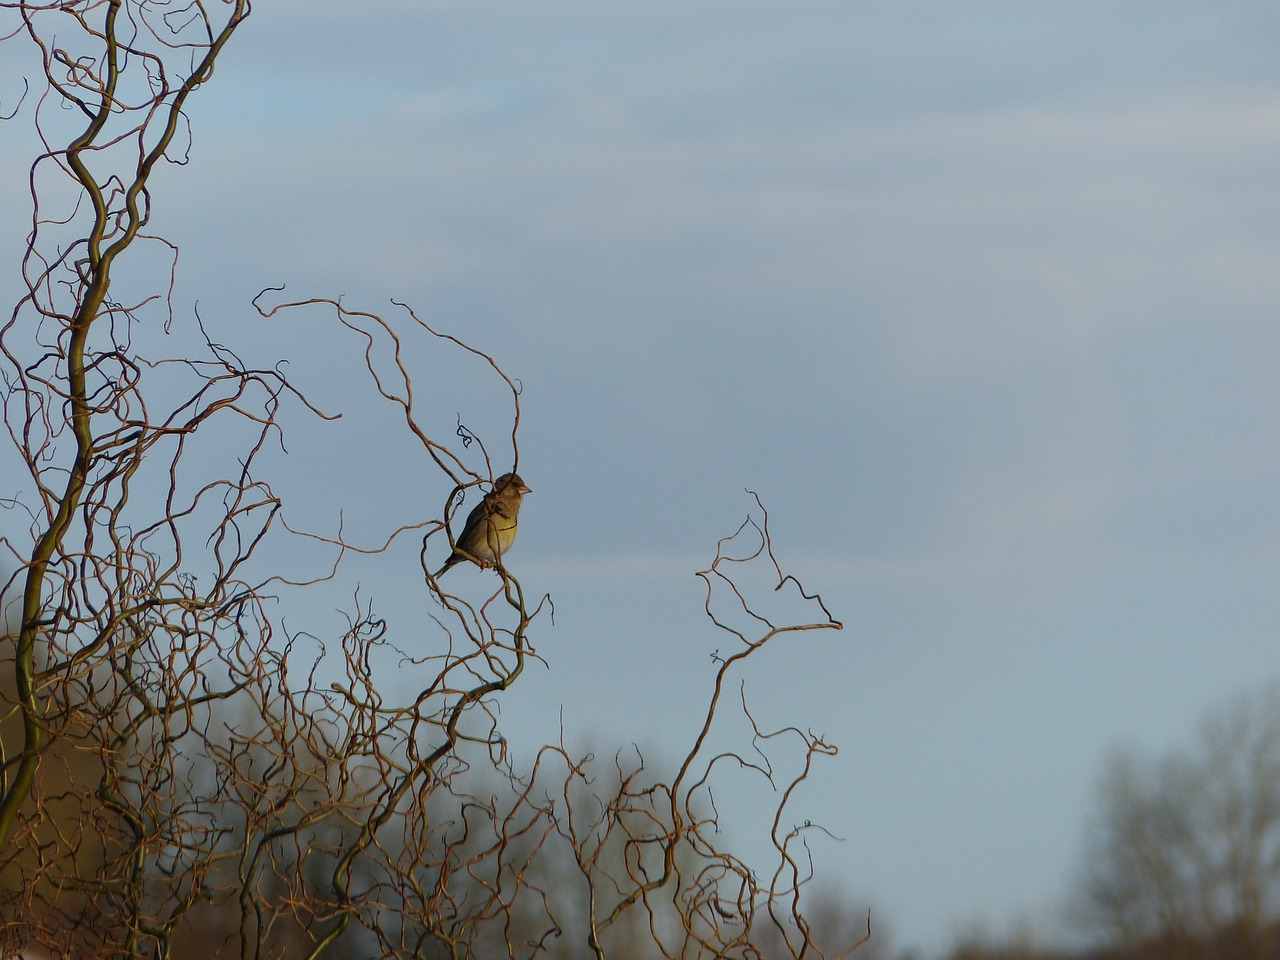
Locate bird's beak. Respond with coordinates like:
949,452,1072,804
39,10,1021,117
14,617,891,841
519,483,532,494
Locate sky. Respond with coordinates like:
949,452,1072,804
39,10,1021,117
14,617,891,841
3,1,1280,957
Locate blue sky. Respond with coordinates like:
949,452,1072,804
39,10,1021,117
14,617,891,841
3,1,1280,956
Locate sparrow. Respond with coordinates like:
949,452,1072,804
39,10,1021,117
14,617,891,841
434,472,531,578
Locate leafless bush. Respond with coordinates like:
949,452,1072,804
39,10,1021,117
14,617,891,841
0,3,859,958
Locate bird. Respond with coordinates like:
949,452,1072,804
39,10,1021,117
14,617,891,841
434,472,531,578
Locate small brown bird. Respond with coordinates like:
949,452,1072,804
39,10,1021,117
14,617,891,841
434,472,531,578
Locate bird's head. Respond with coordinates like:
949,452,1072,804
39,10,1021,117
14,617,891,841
493,472,531,497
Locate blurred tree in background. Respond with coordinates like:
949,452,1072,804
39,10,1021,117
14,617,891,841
1073,681,1280,960
0,3,858,958
929,682,1280,960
